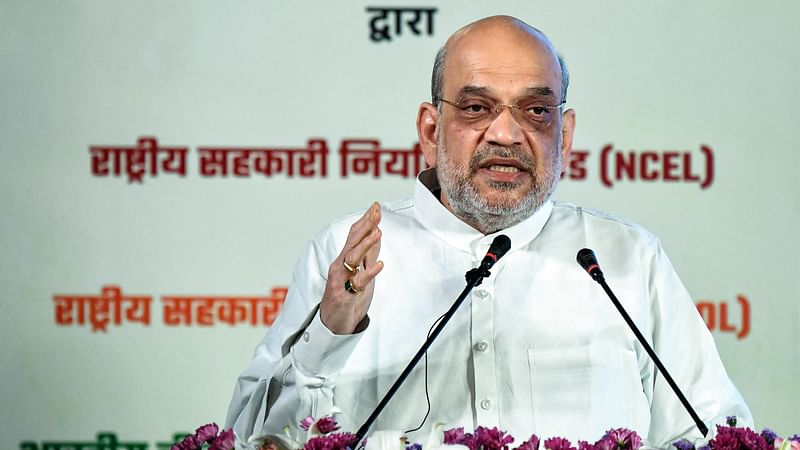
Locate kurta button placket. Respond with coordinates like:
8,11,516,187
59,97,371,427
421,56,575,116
471,237,500,427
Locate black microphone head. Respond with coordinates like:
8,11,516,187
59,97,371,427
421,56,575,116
479,234,511,270
489,234,512,260
576,248,604,281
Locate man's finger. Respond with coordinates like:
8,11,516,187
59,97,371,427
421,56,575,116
364,226,382,268
343,227,381,271
342,203,381,255
350,258,384,291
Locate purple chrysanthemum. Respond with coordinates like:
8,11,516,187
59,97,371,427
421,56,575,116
577,441,595,450
444,427,477,450
406,443,423,450
672,438,695,450
474,426,515,450
515,435,541,450
592,439,615,450
741,428,768,450
543,437,576,450
172,433,199,450
209,428,235,450
759,429,777,446
601,428,642,450
316,416,341,434
304,432,358,450
710,425,769,450
195,423,220,444
445,428,468,444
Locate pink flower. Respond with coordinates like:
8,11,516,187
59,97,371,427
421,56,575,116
577,441,595,450
315,416,341,434
474,426,515,450
543,437,576,450
304,432,358,450
709,426,770,450
172,434,199,450
209,428,235,450
602,428,643,450
300,415,315,431
592,439,615,450
444,427,476,450
515,435,541,450
593,436,617,450
774,438,800,450
444,428,468,444
195,423,220,444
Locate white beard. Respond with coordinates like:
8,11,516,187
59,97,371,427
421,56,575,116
435,138,561,234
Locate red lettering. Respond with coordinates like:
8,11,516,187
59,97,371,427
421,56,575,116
600,144,613,187
736,295,750,339
662,151,680,181
696,302,716,329
700,145,714,189
682,152,700,182
718,303,737,332
615,151,636,181
565,150,588,180
639,151,659,180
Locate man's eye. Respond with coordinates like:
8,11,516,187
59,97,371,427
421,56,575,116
525,106,548,116
461,103,489,114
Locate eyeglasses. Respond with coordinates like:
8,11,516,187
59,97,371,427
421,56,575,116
435,97,565,132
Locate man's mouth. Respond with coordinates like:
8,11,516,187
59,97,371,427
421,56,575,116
474,158,530,185
478,157,528,174
487,165,521,173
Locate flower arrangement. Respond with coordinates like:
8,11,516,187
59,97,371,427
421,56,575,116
173,416,798,450
171,423,235,450
441,425,641,450
671,417,799,450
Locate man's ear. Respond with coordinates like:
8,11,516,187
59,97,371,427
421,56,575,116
416,102,439,167
559,108,576,173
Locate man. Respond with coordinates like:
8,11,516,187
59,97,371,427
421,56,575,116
226,16,751,448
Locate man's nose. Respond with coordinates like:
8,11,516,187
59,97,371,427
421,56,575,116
483,106,525,146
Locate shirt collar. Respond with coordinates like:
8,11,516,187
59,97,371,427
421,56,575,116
413,168,553,255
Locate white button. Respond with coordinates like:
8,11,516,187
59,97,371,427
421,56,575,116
475,290,488,299
302,331,310,342
474,340,489,352
480,399,492,410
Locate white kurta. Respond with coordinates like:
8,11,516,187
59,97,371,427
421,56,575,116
226,169,751,449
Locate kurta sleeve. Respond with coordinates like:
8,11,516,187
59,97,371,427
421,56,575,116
644,240,752,448
224,227,366,442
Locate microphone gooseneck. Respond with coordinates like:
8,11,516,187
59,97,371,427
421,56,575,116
575,248,709,437
353,235,511,447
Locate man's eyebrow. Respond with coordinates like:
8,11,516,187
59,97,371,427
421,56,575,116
523,87,556,97
456,86,491,98
454,85,556,99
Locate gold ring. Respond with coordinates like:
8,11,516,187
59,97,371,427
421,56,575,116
343,260,358,273
344,279,361,295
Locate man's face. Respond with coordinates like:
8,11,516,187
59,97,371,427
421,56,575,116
420,22,574,233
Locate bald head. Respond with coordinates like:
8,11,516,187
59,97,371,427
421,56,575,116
431,16,569,105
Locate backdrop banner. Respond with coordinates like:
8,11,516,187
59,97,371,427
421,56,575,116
1,1,797,448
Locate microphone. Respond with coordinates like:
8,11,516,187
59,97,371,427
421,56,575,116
576,248,603,281
479,234,512,270
353,236,511,446
575,248,709,437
